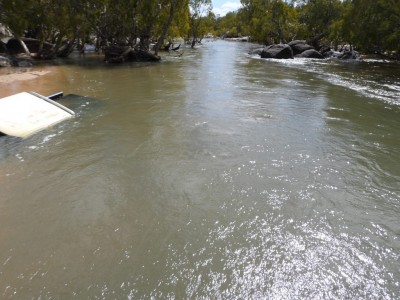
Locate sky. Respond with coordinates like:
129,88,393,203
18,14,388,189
212,0,242,17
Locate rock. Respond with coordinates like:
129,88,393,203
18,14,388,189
291,43,314,55
323,50,360,60
16,60,33,67
295,49,324,59
288,40,306,47
261,44,293,59
248,47,264,55
9,54,34,67
337,50,360,60
323,50,341,58
319,45,331,56
0,56,11,67
288,40,314,55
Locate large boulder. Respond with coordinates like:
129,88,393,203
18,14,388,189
248,47,264,56
288,40,314,55
261,44,293,59
288,40,306,47
0,56,11,67
295,49,324,59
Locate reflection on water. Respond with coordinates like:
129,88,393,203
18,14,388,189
0,40,399,299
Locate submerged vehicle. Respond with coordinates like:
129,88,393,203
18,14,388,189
0,91,75,138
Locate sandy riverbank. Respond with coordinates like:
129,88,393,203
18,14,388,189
0,70,51,84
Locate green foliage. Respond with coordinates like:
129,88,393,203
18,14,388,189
0,0,398,56
298,0,343,36
0,0,191,54
340,0,400,53
233,0,399,54
239,0,299,44
188,0,212,47
0,0,30,37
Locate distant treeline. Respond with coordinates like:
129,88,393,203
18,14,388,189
0,0,398,59
215,0,399,57
0,0,213,58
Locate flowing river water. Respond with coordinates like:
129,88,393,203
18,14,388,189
0,40,399,299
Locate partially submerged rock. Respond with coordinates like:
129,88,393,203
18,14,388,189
261,44,293,59
296,49,324,59
0,56,11,67
248,47,264,56
337,50,360,60
288,40,314,55
0,54,33,67
257,41,361,61
322,49,360,60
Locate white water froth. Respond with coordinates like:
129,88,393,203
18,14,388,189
251,55,400,106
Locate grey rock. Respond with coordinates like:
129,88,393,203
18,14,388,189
288,40,314,55
338,50,360,60
248,47,264,55
16,60,33,67
295,49,324,59
0,55,11,67
261,44,293,59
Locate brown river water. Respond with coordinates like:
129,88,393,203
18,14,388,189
0,40,399,299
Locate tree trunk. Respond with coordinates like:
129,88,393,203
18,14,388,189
16,36,31,56
154,0,177,56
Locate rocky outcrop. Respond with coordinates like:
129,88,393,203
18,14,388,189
288,40,314,55
248,47,264,56
337,50,360,60
261,44,293,59
0,54,33,67
0,56,11,67
257,41,361,61
12,56,33,67
322,49,360,60
295,49,324,59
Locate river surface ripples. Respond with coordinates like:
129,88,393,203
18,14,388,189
0,40,399,299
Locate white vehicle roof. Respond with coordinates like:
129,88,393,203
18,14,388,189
0,92,74,138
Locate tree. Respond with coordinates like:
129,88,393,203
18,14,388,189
340,0,400,55
240,0,298,44
297,0,343,48
0,0,31,55
189,0,212,48
153,0,189,55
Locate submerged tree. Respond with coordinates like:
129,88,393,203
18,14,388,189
0,0,191,59
189,0,212,48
